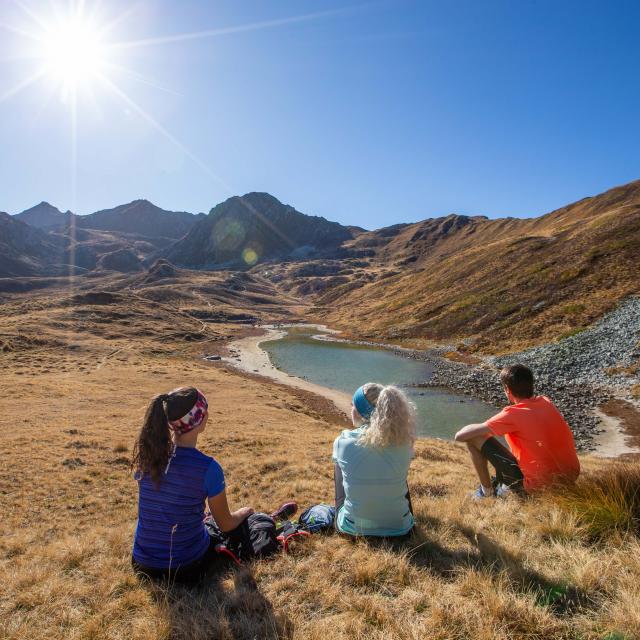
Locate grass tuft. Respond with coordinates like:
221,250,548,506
549,463,640,540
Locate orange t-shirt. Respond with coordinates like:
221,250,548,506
486,395,580,492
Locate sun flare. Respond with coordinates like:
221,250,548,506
1,0,335,196
41,17,106,91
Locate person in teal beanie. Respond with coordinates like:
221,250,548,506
332,383,416,537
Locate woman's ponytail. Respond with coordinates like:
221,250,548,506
359,385,416,448
132,394,173,486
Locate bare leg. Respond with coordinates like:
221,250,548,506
465,435,492,491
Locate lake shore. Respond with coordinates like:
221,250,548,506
222,326,352,416
224,324,639,458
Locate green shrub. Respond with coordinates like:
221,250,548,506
586,239,632,262
559,327,586,340
496,302,519,316
559,303,586,315
559,265,587,280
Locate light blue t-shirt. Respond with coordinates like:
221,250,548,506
332,426,414,537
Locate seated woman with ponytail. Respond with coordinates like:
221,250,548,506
333,383,416,537
131,387,255,583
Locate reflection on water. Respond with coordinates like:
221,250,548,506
262,327,498,440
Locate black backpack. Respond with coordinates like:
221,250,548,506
205,513,279,562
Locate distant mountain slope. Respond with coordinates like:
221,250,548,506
0,216,176,277
14,199,203,240
268,180,640,352
14,202,75,230
163,192,353,268
76,199,203,239
0,212,66,276
6,182,640,353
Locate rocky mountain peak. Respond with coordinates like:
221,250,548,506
165,192,353,268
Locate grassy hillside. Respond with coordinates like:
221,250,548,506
262,180,640,353
7,180,639,352
1,287,640,639
0,266,301,339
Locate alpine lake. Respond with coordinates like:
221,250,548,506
261,326,498,439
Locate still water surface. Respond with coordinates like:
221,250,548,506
262,327,498,440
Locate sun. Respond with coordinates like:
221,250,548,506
41,16,107,91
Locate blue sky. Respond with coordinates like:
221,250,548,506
1,0,639,228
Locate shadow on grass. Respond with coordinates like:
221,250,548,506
144,564,292,640
359,515,597,616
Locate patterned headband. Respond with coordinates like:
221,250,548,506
168,390,208,435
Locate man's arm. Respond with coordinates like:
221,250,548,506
454,422,491,443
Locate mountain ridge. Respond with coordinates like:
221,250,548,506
288,179,640,352
3,179,639,352
14,199,204,239
76,199,204,239
0,212,68,277
14,202,75,230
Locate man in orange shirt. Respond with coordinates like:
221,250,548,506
454,364,580,497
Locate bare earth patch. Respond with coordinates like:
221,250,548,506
600,399,640,453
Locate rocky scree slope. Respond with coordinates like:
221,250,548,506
424,296,640,450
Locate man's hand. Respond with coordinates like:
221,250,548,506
454,422,491,443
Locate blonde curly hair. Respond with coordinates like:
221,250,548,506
357,383,416,448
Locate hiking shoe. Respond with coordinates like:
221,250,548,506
495,483,511,498
471,486,494,500
270,501,298,521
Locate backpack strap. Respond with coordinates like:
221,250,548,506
276,529,311,554
214,543,241,566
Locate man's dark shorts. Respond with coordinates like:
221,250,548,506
481,436,525,493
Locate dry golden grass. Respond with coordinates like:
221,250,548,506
1,288,640,639
2,346,640,640
547,464,640,541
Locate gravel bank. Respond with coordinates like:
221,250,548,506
422,296,640,451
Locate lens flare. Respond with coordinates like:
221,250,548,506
212,218,246,251
242,247,259,266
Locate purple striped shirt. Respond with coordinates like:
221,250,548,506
133,447,225,569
